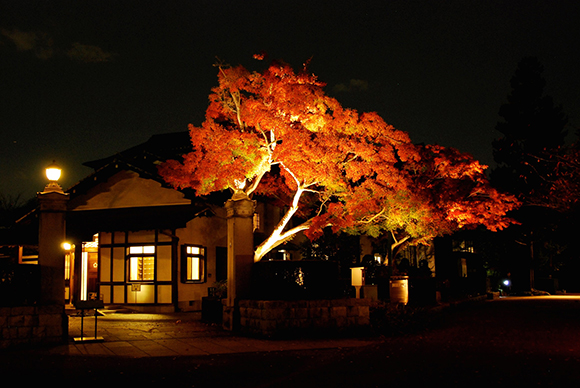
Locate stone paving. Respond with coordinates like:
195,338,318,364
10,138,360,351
55,311,377,358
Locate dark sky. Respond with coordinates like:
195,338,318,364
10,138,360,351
1,0,579,201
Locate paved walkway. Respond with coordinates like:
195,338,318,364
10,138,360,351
5,297,580,386
39,311,378,358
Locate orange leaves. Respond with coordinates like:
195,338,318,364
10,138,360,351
253,52,266,61
404,144,520,235
166,119,271,195
216,65,252,93
160,58,520,253
443,191,519,232
340,142,521,244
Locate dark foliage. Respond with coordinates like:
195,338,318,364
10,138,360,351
492,57,568,199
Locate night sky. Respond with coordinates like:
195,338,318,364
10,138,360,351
1,0,579,201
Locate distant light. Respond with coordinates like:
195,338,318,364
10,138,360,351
62,242,72,251
503,279,511,286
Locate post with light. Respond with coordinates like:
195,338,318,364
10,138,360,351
37,161,69,310
44,160,63,191
351,267,365,298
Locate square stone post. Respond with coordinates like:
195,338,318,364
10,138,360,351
223,193,256,331
37,189,69,306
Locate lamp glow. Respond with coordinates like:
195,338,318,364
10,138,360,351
351,267,365,287
351,266,365,299
43,160,64,192
45,161,62,182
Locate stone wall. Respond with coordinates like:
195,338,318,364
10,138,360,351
239,298,371,338
0,305,67,349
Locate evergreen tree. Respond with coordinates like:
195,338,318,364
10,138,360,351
492,57,568,199
491,57,570,292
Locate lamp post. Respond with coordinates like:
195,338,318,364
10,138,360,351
37,160,69,306
44,160,63,192
351,267,365,298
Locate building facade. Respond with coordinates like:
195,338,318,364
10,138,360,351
60,132,233,312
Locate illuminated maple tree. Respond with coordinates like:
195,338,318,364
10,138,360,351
160,59,518,262
335,144,520,258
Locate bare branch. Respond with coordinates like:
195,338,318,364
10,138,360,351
358,207,386,224
245,124,274,196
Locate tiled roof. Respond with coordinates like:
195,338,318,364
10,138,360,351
68,131,194,199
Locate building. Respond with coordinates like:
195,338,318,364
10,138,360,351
10,132,293,313
9,132,492,314
67,132,230,312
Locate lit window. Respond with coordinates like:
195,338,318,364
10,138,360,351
253,212,261,232
276,249,290,261
182,245,206,283
453,240,474,253
127,246,155,281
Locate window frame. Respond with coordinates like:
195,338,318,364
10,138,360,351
181,244,207,284
126,245,156,282
453,239,475,253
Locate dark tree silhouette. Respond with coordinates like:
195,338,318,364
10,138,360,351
0,194,36,228
491,57,572,292
492,57,568,200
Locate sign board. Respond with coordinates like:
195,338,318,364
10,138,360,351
74,300,104,310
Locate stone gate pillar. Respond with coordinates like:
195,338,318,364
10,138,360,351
37,189,69,306
223,192,256,331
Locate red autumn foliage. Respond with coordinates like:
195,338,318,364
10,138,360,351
160,59,519,261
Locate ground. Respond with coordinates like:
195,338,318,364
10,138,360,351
2,296,580,386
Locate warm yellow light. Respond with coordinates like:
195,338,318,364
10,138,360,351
189,257,200,280
62,242,72,251
351,267,365,287
187,246,200,255
45,160,62,182
129,246,154,254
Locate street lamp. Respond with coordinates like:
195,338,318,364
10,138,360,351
37,159,69,307
44,160,63,192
